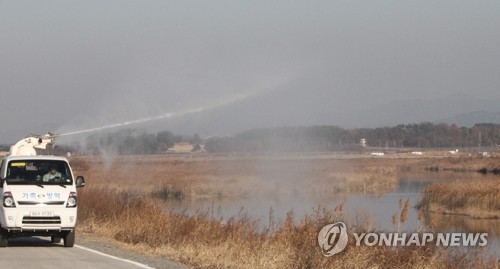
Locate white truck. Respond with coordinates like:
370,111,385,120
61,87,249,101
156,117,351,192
0,134,85,247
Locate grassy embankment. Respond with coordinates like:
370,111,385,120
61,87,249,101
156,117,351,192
71,156,498,268
419,180,500,219
406,156,500,219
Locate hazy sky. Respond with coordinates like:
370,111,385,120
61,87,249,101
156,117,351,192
1,1,499,143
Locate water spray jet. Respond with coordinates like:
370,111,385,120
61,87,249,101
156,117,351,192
57,92,253,137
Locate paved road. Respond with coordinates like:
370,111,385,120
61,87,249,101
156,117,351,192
0,237,154,269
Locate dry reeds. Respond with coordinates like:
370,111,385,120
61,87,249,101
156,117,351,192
77,186,498,269
418,179,500,219
70,156,499,268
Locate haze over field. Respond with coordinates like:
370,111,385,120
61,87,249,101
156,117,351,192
1,1,499,143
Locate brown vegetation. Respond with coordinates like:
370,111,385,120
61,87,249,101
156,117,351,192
78,186,497,269
70,156,403,198
400,156,500,174
419,179,500,219
71,156,499,268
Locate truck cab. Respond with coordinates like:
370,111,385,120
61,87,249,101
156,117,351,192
0,135,85,247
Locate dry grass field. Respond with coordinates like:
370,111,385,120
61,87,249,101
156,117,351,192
70,155,500,268
70,155,405,198
419,179,500,219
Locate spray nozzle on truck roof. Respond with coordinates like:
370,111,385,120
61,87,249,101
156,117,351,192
9,132,58,156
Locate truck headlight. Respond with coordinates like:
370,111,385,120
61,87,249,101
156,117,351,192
3,192,16,208
66,192,77,207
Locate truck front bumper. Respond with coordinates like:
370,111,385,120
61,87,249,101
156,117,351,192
1,207,77,233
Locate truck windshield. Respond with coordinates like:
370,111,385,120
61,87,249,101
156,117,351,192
6,160,73,185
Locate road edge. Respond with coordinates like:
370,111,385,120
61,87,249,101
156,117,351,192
75,244,156,269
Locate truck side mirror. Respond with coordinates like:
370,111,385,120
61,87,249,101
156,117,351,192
76,176,85,188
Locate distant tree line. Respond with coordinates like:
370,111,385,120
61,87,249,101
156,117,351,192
7,123,500,155
204,123,500,153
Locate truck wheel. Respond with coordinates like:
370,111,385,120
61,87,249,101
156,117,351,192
51,235,62,244
63,231,75,247
0,234,7,247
